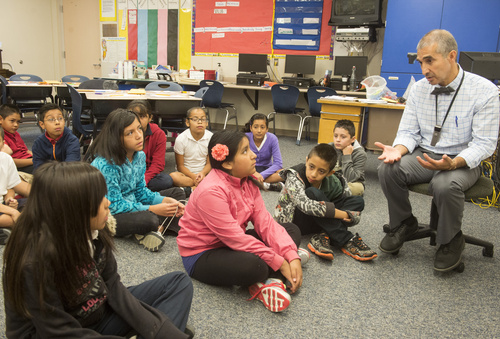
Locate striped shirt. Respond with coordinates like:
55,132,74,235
393,66,499,168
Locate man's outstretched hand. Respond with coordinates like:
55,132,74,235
416,153,457,171
374,142,403,163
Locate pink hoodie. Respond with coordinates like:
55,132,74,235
177,169,299,271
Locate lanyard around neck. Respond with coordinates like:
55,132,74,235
434,72,465,128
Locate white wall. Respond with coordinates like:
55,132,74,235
0,0,64,80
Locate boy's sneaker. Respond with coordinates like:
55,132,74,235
134,231,165,252
344,210,361,227
0,228,12,245
248,278,291,312
268,182,284,192
307,233,334,261
298,247,310,266
341,233,378,261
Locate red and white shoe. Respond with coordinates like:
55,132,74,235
247,278,291,312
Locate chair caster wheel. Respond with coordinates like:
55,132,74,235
483,247,494,257
455,262,465,273
383,224,390,233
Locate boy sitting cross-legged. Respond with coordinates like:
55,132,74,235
274,143,377,261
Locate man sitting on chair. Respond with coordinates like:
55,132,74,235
375,29,500,271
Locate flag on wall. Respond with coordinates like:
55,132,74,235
125,0,178,68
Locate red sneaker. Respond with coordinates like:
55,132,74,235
247,279,291,312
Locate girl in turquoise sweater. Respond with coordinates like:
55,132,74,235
86,109,185,252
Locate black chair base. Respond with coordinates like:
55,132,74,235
382,223,494,273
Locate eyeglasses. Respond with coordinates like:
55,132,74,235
45,117,65,123
188,118,207,123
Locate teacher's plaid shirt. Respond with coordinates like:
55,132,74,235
393,66,500,168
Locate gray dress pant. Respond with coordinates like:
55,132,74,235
378,147,480,244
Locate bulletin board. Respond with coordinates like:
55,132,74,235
193,0,333,56
193,0,273,54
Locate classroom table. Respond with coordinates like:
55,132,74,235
6,82,55,104
178,78,364,110
82,90,201,137
317,97,406,150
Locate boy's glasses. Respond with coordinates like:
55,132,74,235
45,117,65,123
188,118,207,123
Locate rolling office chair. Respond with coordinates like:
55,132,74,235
267,84,305,145
301,86,337,144
199,80,238,130
145,81,182,91
382,137,500,273
67,84,96,151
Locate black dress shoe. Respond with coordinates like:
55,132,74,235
379,215,418,253
434,231,465,271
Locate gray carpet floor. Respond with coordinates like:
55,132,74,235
1,123,499,338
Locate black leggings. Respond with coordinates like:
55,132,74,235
190,223,301,287
113,187,186,237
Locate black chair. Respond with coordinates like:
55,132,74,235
8,74,53,117
78,79,118,90
383,140,500,272
67,84,95,149
302,86,337,143
0,75,7,105
200,80,238,130
267,84,305,145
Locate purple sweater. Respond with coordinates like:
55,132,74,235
246,132,283,179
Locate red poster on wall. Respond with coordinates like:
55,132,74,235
194,0,274,54
193,0,332,56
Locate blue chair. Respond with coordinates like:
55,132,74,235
57,75,90,118
194,86,209,99
267,84,305,145
145,81,182,91
145,81,185,136
67,84,95,149
194,87,211,129
8,74,53,117
61,75,89,83
302,86,337,142
0,75,8,105
200,80,238,130
9,74,43,82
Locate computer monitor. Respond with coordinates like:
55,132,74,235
334,56,368,78
459,51,500,81
238,54,268,74
284,55,316,78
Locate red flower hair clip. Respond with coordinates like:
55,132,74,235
211,144,229,162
